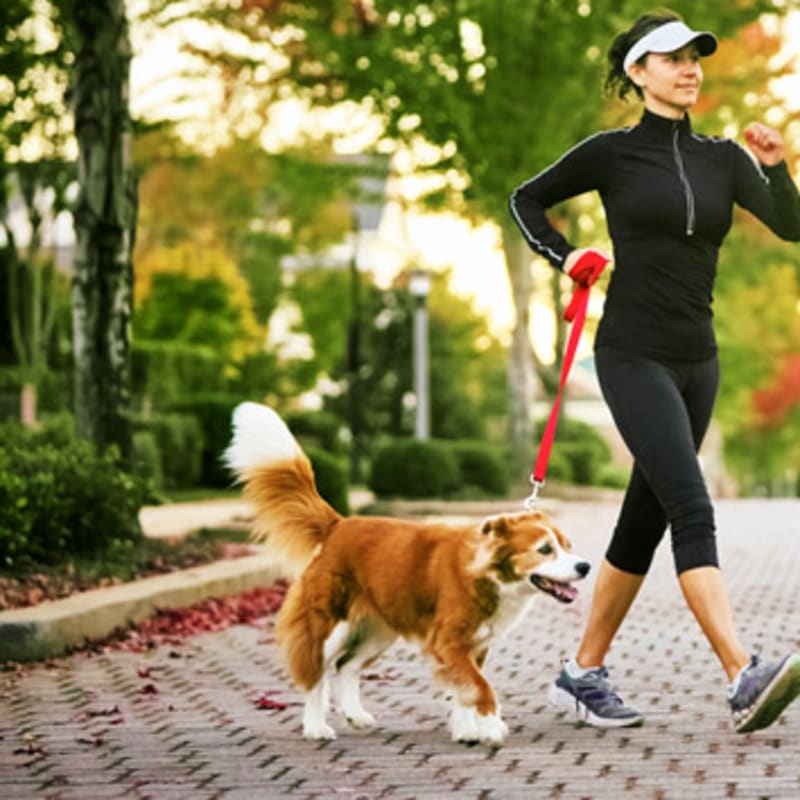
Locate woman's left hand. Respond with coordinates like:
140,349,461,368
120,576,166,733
744,122,785,166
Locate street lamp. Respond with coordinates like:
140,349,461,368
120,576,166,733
409,269,432,440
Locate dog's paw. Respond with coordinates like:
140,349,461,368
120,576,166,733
449,704,507,746
475,712,508,746
303,722,337,740
343,708,376,730
449,703,483,744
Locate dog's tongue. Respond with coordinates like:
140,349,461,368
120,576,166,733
553,583,578,603
534,576,579,603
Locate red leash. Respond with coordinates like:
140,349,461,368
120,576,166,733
525,249,609,509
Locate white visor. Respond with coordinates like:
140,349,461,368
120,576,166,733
623,21,717,75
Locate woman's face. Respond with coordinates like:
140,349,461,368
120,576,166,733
629,43,703,118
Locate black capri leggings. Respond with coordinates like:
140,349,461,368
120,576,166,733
595,346,720,576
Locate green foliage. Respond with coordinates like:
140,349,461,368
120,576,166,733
714,225,800,492
595,462,630,490
448,440,510,497
224,350,314,402
306,446,350,515
285,409,346,455
0,1,71,158
536,416,614,487
368,439,460,499
133,413,205,490
216,1,781,221
169,394,244,487
0,422,148,568
136,272,255,354
132,340,227,409
292,268,509,446
131,429,163,497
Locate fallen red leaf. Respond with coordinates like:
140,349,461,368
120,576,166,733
139,683,159,695
254,692,288,711
94,582,288,654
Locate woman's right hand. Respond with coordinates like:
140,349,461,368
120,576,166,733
564,247,611,287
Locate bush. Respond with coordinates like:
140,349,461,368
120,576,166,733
134,413,205,489
368,439,460,499
596,462,630,489
131,430,164,494
132,340,226,409
448,440,510,496
169,394,244,487
306,446,350,515
0,430,148,568
285,409,346,455
536,417,613,486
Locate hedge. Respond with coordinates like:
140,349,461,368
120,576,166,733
0,422,148,568
133,413,205,490
535,417,614,486
168,394,244,487
368,439,461,499
306,446,350,515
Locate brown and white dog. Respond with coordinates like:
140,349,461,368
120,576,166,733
225,402,590,745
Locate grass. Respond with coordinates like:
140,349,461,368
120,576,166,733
155,487,242,504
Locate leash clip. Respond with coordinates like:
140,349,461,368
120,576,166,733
523,478,545,510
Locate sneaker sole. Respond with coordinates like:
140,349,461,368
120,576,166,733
547,684,645,729
735,654,800,734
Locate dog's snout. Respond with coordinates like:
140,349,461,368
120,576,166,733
576,561,591,578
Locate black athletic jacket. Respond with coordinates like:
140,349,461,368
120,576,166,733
509,108,800,361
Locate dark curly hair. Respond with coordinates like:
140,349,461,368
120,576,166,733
605,9,683,101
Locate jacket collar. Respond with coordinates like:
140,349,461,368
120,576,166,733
638,108,693,139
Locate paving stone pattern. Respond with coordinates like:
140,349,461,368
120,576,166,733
2,500,800,799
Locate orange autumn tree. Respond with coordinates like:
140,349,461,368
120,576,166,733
700,21,800,493
753,356,800,427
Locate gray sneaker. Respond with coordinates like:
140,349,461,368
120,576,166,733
729,654,800,733
548,665,645,728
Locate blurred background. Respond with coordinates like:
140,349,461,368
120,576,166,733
2,0,800,540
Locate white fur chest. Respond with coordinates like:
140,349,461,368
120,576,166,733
476,583,537,644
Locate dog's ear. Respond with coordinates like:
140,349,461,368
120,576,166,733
480,515,508,537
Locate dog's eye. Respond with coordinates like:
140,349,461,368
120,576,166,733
538,543,554,555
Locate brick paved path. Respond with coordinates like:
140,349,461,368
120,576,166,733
2,500,800,799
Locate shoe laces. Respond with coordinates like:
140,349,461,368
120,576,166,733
736,655,763,695
578,667,625,708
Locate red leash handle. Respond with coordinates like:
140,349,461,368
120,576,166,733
526,249,609,506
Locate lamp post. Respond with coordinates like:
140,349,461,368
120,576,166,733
409,269,432,440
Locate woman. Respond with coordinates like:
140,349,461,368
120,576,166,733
509,10,800,733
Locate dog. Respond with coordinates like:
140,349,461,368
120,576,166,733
225,402,590,745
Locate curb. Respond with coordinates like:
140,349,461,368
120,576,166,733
0,552,281,663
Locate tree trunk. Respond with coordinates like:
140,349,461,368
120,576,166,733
501,224,540,479
66,0,136,462
21,382,37,428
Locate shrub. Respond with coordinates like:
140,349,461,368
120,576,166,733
0,431,148,568
132,340,226,409
368,439,460,499
596,462,630,489
285,409,346,455
535,417,613,486
306,446,350,515
131,430,164,496
538,448,573,483
169,394,244,487
134,413,204,489
448,440,510,496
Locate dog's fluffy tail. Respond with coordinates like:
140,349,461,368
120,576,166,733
224,402,341,577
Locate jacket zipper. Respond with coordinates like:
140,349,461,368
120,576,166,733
672,124,695,236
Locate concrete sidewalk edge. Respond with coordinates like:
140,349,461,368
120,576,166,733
0,552,281,663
